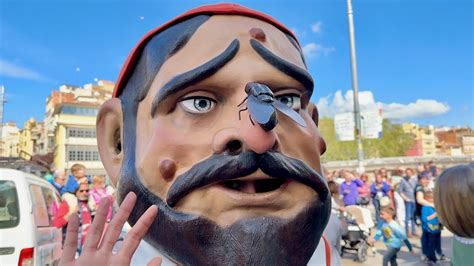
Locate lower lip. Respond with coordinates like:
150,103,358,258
212,179,292,206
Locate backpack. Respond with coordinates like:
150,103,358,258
414,184,423,220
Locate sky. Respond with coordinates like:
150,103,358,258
0,0,472,128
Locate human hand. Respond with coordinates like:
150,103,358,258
367,238,374,245
78,177,88,184
59,192,161,266
409,250,415,255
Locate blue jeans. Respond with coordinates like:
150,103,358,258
383,247,400,266
422,229,441,262
373,198,381,224
404,201,416,235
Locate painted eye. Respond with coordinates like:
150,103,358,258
276,94,301,110
180,97,216,114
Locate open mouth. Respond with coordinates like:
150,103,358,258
166,151,329,207
220,178,287,194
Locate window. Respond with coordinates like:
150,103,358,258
93,151,100,161
67,127,96,139
69,150,77,161
85,151,92,161
60,106,99,117
77,151,84,161
29,185,59,228
29,185,50,227
67,145,100,162
0,181,20,229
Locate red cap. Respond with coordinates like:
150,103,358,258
113,3,299,97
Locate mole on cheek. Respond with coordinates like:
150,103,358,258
249,27,266,42
159,159,177,182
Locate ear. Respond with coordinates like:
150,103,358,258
96,98,123,186
307,102,326,155
307,103,319,127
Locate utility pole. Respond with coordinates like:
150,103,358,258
0,86,6,136
346,0,365,173
0,86,6,156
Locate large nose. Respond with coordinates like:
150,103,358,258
213,116,278,155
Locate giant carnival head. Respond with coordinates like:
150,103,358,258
96,3,331,264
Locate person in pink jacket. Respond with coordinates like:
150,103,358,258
357,173,371,205
88,175,114,221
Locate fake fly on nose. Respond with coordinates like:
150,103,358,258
238,82,307,131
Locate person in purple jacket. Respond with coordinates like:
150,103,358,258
339,170,363,206
371,172,391,224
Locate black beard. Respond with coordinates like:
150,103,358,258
117,151,331,265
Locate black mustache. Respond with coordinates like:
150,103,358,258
166,151,329,207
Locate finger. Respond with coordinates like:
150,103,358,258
99,192,137,251
61,214,80,263
82,198,110,253
147,257,163,266
119,205,158,258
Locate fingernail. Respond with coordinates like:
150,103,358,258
127,191,137,200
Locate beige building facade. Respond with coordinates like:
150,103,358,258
47,80,113,175
0,122,20,157
402,123,436,157
18,118,43,160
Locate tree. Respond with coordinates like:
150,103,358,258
377,119,414,157
319,118,414,162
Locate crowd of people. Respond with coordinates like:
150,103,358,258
45,163,115,255
324,161,450,265
42,161,472,265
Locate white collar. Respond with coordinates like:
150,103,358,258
455,235,474,245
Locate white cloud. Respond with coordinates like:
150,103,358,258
302,43,335,58
381,100,450,119
311,21,323,33
0,59,51,82
316,90,450,120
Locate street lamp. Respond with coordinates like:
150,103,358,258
346,0,365,173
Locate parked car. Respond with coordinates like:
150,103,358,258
0,168,62,265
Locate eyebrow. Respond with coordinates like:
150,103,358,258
151,39,240,117
250,39,314,95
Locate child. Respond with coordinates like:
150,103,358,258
61,163,89,194
88,175,114,221
421,191,449,264
369,207,414,266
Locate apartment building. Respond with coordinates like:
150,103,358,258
0,122,20,157
402,123,436,156
46,80,113,175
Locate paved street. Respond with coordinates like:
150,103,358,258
340,229,453,266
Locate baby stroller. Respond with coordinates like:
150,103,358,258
340,205,375,262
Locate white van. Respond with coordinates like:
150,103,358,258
0,168,62,266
